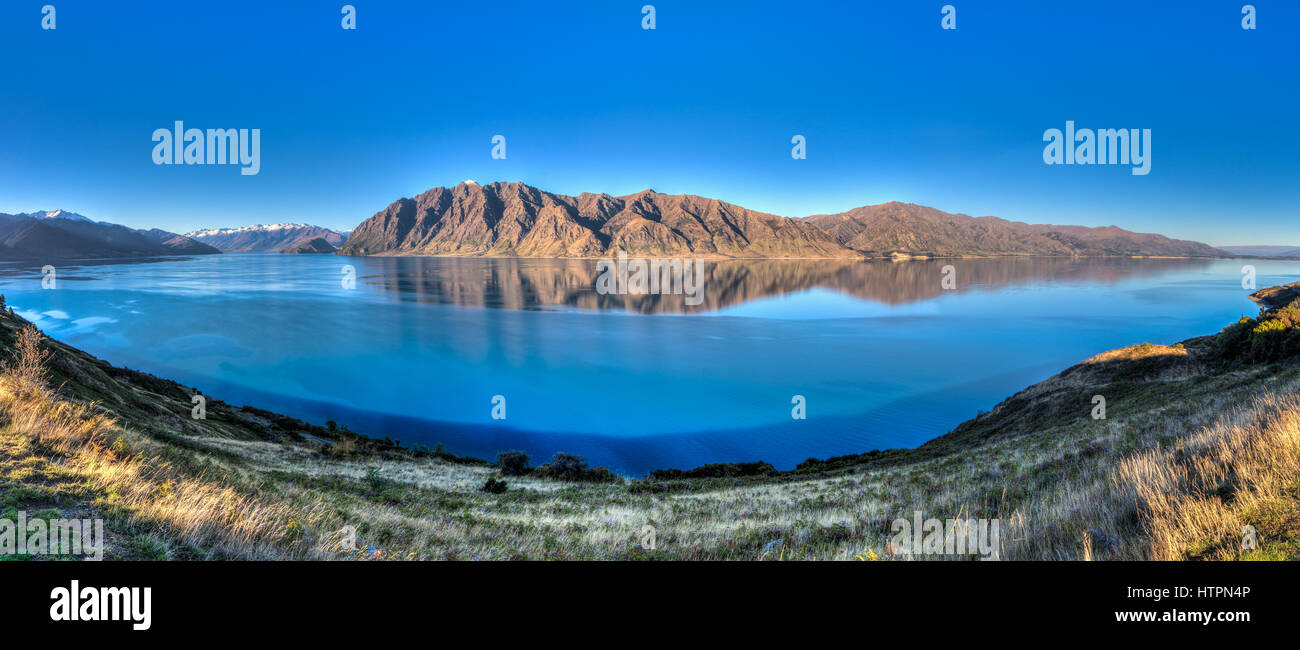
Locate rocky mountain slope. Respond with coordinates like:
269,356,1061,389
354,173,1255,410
339,182,854,259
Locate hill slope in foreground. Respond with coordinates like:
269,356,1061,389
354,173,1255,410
1,286,1298,560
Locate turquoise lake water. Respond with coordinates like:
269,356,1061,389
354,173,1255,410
1,254,1294,475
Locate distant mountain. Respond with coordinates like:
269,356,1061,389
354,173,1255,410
137,228,223,255
804,202,1224,258
280,237,337,254
340,183,1223,260
17,209,96,224
1217,245,1300,259
0,211,219,260
186,224,349,253
339,182,854,258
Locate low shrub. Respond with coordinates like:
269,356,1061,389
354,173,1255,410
649,461,779,481
496,450,530,476
1250,317,1300,362
548,452,587,477
534,453,619,483
1212,316,1256,361
363,467,388,491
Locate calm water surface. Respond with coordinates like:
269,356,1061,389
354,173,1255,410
2,254,1294,475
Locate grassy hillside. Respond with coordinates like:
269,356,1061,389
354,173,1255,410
2,285,1299,561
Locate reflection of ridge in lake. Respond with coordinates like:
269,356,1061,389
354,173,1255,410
359,256,1215,313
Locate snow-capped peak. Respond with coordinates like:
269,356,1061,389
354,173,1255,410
186,223,323,238
23,209,93,223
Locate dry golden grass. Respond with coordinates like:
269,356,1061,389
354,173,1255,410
0,340,336,559
1084,343,1188,364
1114,393,1300,560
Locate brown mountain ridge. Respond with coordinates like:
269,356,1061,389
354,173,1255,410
340,181,851,259
339,182,1224,260
804,202,1224,258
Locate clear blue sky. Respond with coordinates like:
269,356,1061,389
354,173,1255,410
1,0,1296,245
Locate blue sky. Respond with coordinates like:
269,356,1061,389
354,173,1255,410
1,0,1296,245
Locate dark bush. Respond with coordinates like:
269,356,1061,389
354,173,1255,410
548,452,588,478
583,466,618,483
1249,318,1300,363
533,453,619,482
649,461,779,481
794,449,905,473
496,450,531,476
481,478,508,494
1212,316,1257,361
1210,306,1300,364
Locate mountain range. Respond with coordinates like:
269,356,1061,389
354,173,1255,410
5,187,1235,261
186,223,349,253
339,182,1225,259
0,210,219,260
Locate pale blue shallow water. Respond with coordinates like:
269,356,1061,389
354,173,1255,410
1,254,1295,476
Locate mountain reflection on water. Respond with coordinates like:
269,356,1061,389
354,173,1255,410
355,256,1216,313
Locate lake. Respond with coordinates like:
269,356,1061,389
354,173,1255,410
1,254,1293,476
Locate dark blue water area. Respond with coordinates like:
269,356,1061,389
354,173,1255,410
76,348,1060,476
